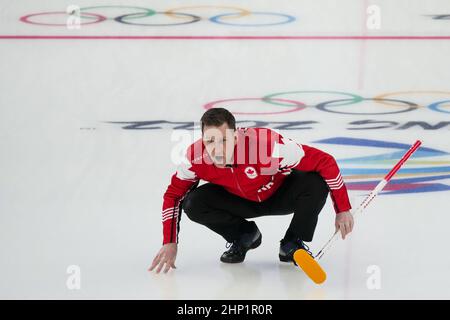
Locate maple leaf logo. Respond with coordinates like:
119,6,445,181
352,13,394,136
245,167,257,179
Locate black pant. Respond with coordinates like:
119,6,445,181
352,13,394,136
182,170,329,243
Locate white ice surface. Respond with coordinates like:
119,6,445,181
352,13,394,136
0,0,449,299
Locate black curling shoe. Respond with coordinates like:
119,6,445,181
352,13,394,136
220,227,262,263
279,237,312,265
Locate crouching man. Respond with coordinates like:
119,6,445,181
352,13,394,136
150,108,353,273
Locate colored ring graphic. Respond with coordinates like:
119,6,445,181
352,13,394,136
262,91,364,107
165,5,251,20
79,5,156,20
209,12,296,26
115,11,201,26
204,98,306,115
20,11,107,26
20,7,296,27
373,91,450,109
207,91,450,115
316,98,418,115
428,100,450,114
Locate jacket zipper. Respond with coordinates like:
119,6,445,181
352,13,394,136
230,167,245,197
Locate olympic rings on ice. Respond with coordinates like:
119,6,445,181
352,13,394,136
204,91,450,115
20,5,296,27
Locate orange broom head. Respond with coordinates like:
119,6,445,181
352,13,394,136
293,249,327,284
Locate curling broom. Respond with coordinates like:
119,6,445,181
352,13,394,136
294,140,422,284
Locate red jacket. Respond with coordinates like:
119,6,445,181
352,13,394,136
161,127,352,244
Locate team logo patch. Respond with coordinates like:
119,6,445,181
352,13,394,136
245,166,258,179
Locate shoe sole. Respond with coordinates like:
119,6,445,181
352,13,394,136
279,252,299,266
279,255,298,267
279,254,292,263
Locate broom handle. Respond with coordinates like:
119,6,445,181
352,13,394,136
315,140,422,260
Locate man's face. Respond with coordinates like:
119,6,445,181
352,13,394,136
202,123,237,167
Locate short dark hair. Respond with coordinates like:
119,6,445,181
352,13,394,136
200,108,236,132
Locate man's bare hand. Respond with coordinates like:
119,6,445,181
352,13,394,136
335,210,354,240
149,243,177,274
